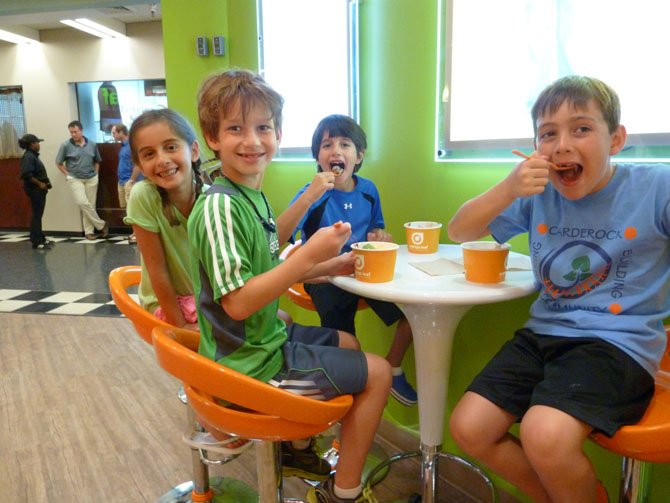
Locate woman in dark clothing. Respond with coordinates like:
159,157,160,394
19,133,53,249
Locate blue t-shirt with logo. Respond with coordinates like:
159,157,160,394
291,175,385,252
490,163,670,375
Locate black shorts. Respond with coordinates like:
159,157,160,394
468,328,655,437
305,282,403,335
267,323,368,400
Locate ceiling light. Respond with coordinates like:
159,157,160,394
60,18,126,39
0,27,40,44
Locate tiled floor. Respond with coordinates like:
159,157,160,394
0,231,141,317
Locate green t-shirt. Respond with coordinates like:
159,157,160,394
124,180,194,313
187,177,286,382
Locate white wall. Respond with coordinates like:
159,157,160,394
0,21,164,232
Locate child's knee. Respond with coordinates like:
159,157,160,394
365,353,392,389
338,330,360,350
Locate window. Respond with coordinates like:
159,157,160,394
437,0,670,162
0,86,26,159
74,79,168,143
258,0,359,159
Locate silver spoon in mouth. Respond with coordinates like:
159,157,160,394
331,162,345,176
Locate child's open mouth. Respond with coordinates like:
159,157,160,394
330,162,345,176
158,167,178,178
555,162,582,182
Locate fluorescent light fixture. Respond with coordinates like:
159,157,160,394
60,18,126,39
0,26,40,44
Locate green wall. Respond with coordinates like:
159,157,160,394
161,0,669,501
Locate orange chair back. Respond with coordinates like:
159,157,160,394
280,240,368,311
590,331,670,463
108,265,199,348
152,325,353,441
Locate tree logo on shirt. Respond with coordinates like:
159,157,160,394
539,241,612,299
410,232,424,246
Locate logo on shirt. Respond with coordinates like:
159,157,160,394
344,203,353,210
539,241,612,300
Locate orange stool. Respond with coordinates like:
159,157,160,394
590,333,670,502
152,324,354,502
109,266,255,503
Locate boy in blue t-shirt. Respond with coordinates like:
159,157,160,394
447,75,670,502
289,114,417,406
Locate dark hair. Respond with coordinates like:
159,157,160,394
197,69,284,158
531,75,621,137
113,123,128,135
129,108,203,226
68,120,83,130
311,114,367,173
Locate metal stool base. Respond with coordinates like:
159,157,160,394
315,434,391,486
156,477,257,503
364,451,497,503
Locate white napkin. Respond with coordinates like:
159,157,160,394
409,258,463,276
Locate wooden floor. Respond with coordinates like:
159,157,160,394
0,313,495,502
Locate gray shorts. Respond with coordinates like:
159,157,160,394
468,328,655,437
267,323,368,400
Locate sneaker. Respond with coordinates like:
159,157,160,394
32,241,53,250
390,373,417,406
282,438,332,481
99,222,109,238
307,478,378,503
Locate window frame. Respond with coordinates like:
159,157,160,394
257,0,360,161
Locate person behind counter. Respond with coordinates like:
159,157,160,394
19,133,53,250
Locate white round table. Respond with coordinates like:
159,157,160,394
331,244,537,502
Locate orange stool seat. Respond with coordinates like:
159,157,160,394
152,325,353,502
590,332,670,501
109,266,254,502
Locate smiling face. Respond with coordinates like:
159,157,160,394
205,100,281,189
535,99,626,200
133,121,199,192
317,133,364,192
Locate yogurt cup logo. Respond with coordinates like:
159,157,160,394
411,232,424,245
355,254,365,271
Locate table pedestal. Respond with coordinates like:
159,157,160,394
398,303,495,503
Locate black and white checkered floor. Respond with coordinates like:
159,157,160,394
0,231,141,317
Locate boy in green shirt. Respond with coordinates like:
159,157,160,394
188,69,391,503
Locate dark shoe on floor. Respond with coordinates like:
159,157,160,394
282,438,332,481
390,373,417,406
85,234,96,240
32,241,53,250
307,478,377,503
99,221,109,238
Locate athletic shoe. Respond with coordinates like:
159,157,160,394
390,373,417,406
282,438,332,481
307,478,378,503
32,241,53,250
